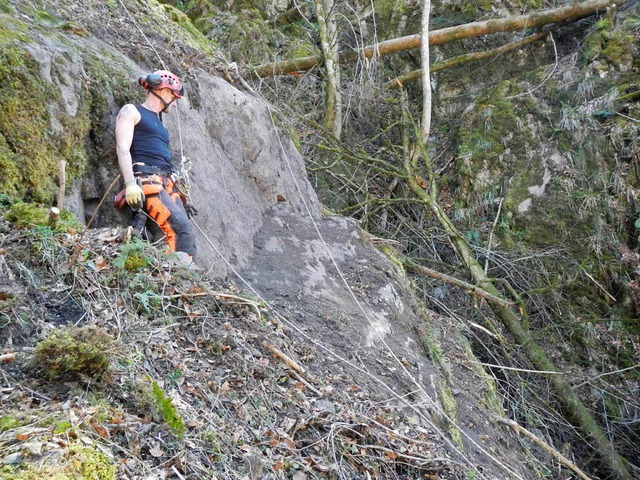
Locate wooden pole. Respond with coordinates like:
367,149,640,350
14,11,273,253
48,207,60,227
57,160,66,210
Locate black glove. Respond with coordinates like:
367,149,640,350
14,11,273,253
184,202,198,219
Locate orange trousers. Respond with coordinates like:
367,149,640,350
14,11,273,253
139,175,196,256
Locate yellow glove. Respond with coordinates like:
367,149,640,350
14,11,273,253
125,180,144,210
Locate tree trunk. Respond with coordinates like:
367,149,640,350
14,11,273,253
420,0,431,144
315,0,342,139
386,31,549,89
251,0,615,77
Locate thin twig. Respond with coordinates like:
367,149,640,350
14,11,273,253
57,160,66,211
615,111,640,123
507,32,558,99
484,196,504,274
263,341,310,378
574,364,640,388
581,267,616,302
290,369,323,396
469,360,562,375
404,258,513,307
493,415,592,480
68,173,122,268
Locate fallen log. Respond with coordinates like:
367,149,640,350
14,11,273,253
251,0,615,78
385,31,549,89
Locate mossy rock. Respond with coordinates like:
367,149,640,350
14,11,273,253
284,38,318,60
0,443,116,480
373,0,409,31
0,12,140,205
161,3,216,54
583,22,636,69
3,201,80,231
455,81,533,197
225,10,285,64
0,25,55,202
30,325,114,383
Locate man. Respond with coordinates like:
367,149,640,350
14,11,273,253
115,70,197,258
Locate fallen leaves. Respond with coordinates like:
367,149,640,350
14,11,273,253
0,221,456,480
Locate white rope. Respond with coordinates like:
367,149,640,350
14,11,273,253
261,104,523,480
191,219,480,475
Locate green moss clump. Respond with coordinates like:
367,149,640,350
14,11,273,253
225,9,284,64
67,444,116,480
0,413,24,431
152,381,185,437
161,3,215,54
438,382,463,449
460,0,494,17
0,444,116,480
0,16,100,203
0,133,21,198
0,14,139,205
114,239,152,271
123,253,148,271
419,328,444,364
284,38,318,60
0,0,13,14
455,82,532,198
3,202,49,227
31,325,113,383
3,201,80,231
0,22,53,202
373,0,409,30
601,31,636,68
376,244,405,274
583,24,636,68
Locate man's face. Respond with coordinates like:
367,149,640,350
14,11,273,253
159,88,179,110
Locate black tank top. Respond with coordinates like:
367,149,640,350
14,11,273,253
130,104,173,171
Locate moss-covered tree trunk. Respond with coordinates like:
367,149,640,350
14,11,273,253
420,0,431,145
386,31,549,89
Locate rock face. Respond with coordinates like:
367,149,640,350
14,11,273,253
160,74,321,277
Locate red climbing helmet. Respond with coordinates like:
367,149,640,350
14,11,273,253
138,70,184,98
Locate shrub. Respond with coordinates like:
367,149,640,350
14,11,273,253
31,325,113,383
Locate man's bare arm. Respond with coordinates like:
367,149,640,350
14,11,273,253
115,104,140,183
